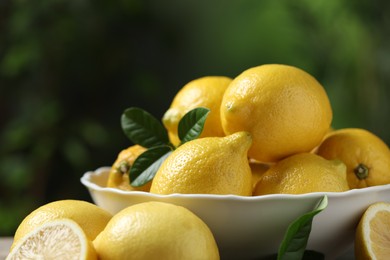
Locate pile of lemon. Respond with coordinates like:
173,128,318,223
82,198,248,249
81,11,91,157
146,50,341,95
109,64,390,196
7,200,220,259
7,64,390,260
105,64,390,259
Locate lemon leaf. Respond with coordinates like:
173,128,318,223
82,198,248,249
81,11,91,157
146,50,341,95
130,145,172,187
277,195,328,260
178,107,210,145
121,107,170,148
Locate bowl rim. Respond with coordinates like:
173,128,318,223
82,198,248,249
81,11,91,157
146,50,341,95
80,166,390,201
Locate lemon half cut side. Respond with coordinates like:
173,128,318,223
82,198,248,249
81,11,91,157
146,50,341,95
355,202,390,260
7,218,97,260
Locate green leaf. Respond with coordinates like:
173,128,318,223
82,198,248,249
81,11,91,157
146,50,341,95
178,107,210,144
277,195,328,260
121,107,170,148
130,145,172,187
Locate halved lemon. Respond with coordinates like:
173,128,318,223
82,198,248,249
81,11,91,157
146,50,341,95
355,202,390,259
7,218,97,260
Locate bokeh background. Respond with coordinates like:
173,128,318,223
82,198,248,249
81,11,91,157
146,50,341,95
1,0,389,236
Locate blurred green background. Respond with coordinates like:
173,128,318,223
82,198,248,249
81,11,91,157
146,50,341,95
1,0,389,236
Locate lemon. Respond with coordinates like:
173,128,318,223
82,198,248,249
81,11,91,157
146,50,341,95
253,153,349,195
162,76,232,145
316,128,390,189
221,64,332,162
355,202,390,259
249,160,270,191
12,200,112,250
93,201,220,260
150,131,253,196
7,219,97,260
107,144,151,191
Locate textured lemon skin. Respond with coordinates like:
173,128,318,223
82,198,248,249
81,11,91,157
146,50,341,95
221,64,332,163
150,131,253,196
93,201,220,260
12,200,112,249
316,128,390,189
355,202,390,260
253,153,349,195
250,161,270,192
163,76,232,145
107,144,151,191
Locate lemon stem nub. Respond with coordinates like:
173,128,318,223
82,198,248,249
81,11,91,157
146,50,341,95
354,164,369,180
118,161,130,174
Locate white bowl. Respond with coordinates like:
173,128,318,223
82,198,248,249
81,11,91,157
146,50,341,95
81,167,390,259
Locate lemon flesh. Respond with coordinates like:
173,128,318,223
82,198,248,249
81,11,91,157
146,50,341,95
12,200,112,250
355,202,390,260
7,219,97,260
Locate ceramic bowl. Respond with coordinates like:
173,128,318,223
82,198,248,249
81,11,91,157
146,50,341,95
81,167,390,259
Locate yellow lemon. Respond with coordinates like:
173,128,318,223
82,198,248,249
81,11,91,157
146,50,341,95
253,153,349,195
12,200,112,249
107,144,151,191
316,128,390,189
7,219,97,260
150,131,253,196
221,64,332,162
249,160,270,192
93,201,220,260
162,76,232,145
355,202,390,259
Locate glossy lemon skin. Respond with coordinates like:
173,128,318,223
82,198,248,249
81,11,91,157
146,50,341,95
93,202,220,260
163,76,232,145
316,128,390,189
253,153,349,195
221,64,332,163
150,131,253,196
